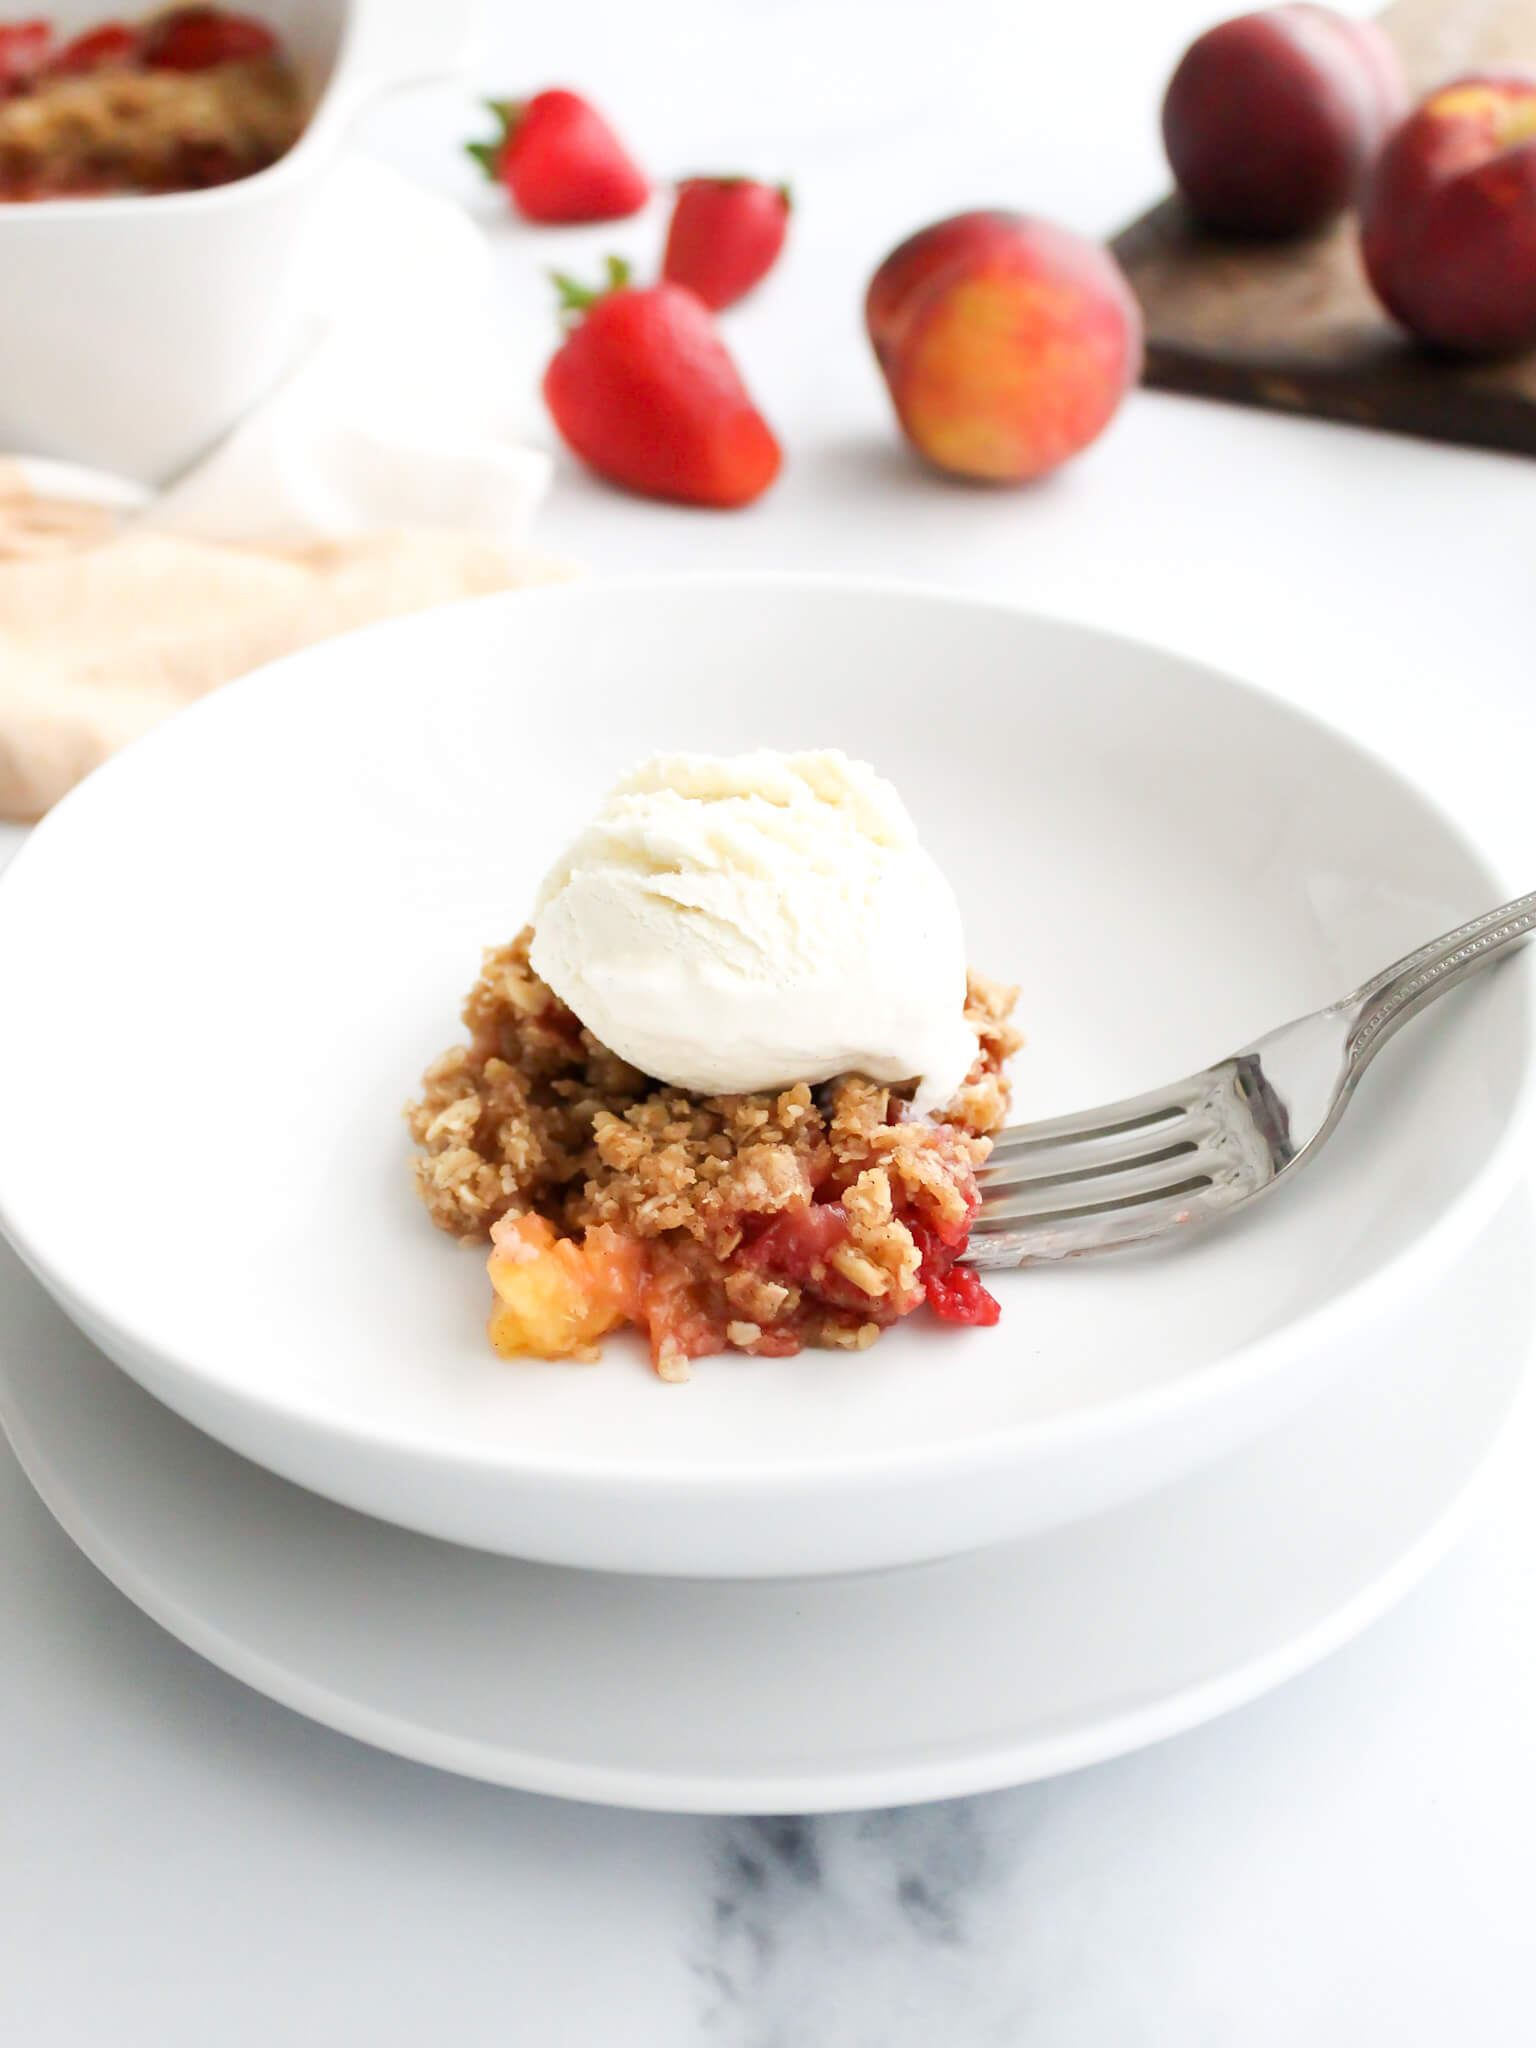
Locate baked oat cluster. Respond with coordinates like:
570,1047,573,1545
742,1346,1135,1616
409,931,1021,1380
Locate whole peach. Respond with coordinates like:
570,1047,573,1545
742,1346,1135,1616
865,211,1142,483
1163,5,1407,235
865,210,1017,358
1361,74,1536,354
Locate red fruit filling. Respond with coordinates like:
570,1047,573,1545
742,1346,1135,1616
910,1218,1002,1327
0,21,53,94
52,23,138,72
140,7,276,70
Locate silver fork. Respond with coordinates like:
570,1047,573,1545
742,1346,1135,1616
965,891,1536,1268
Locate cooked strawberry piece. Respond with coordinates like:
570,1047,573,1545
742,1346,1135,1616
926,1264,1002,1327
0,20,53,94
639,1245,730,1380
929,1190,980,1249
52,23,139,72
909,1218,953,1282
909,1217,1001,1326
740,1199,914,1324
745,1200,851,1278
140,7,277,70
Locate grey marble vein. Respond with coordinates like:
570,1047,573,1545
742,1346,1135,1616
694,1802,1031,2047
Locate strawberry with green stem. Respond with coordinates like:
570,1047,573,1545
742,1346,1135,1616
542,257,781,508
468,90,649,224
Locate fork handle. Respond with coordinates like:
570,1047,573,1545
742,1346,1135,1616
1344,890,1536,1069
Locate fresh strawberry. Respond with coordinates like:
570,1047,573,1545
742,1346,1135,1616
467,90,649,224
140,7,277,70
52,23,140,73
542,257,781,508
662,176,792,310
0,20,53,95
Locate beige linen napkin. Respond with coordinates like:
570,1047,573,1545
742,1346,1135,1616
0,470,570,820
0,160,571,821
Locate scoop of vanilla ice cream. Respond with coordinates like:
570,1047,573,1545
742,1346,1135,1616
529,750,978,1113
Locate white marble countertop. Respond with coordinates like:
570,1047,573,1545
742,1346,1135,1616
4,2,1536,2040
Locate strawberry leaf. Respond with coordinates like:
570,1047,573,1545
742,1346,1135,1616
551,256,632,322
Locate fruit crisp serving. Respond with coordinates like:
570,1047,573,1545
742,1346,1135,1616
409,931,1020,1380
407,749,1019,1380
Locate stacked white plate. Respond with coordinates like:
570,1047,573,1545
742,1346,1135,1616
0,577,1529,1811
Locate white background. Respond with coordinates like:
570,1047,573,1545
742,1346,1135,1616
4,1,1536,2040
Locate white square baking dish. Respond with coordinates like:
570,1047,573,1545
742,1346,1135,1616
0,0,475,481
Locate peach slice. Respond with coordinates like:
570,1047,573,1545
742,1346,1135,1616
487,1213,646,1362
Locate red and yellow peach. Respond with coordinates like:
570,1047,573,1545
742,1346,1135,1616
865,211,1142,483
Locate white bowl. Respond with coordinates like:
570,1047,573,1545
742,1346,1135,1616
2,1199,1528,1811
0,575,1528,1577
0,0,474,484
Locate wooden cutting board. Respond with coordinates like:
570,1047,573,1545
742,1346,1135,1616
1111,0,1536,455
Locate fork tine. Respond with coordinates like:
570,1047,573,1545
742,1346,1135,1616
974,1153,1215,1227
978,1119,1214,1192
965,891,1535,1267
984,1078,1202,1159
969,1060,1273,1265
962,1181,1230,1268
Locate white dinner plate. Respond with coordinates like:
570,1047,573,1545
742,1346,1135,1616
0,1198,1527,1814
0,576,1529,1575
